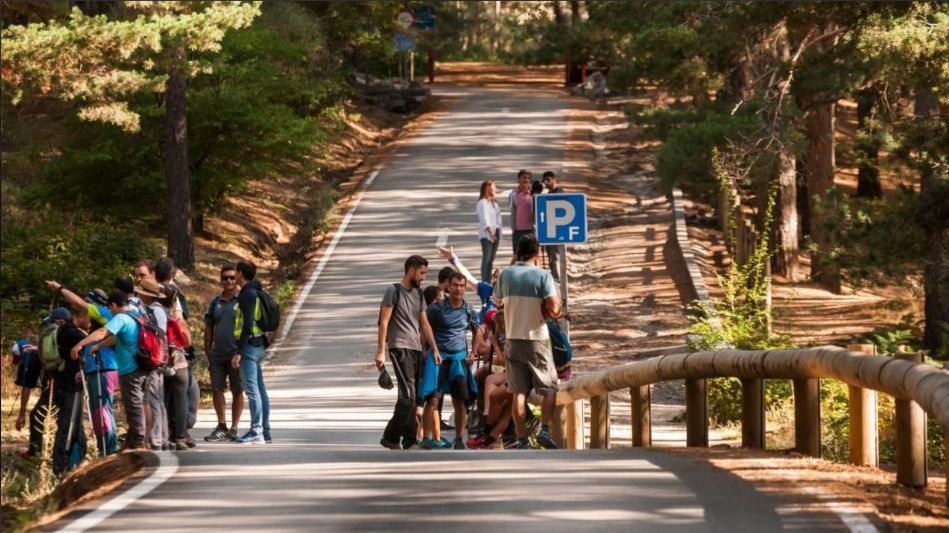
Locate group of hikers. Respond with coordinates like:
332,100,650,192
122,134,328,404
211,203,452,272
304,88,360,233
10,168,570,474
12,258,275,477
375,169,572,450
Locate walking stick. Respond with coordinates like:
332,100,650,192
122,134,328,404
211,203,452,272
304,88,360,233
94,352,106,455
79,369,100,457
64,381,80,454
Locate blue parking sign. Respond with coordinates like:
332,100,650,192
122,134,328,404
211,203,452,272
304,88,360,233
535,193,587,245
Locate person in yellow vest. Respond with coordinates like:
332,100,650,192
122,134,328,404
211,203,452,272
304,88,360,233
230,260,271,444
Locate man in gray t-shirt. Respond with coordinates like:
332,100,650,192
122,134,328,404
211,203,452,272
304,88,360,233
202,266,245,442
375,255,440,450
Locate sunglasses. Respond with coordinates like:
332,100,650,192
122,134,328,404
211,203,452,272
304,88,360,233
221,275,236,281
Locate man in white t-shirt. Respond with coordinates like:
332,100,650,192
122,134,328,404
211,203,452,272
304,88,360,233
494,234,562,449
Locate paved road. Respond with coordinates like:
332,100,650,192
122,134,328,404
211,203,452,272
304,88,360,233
53,86,848,532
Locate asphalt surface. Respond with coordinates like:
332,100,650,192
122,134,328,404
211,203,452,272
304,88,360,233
51,86,848,532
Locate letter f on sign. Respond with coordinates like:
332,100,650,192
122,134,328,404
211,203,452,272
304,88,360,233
546,200,575,239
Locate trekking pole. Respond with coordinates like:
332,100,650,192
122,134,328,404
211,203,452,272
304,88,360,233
79,370,100,457
64,381,80,454
94,352,106,455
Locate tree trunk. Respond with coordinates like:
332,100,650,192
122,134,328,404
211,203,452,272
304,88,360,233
916,88,949,358
553,1,567,26
164,46,194,271
855,87,882,198
805,99,840,292
773,146,800,281
570,1,588,24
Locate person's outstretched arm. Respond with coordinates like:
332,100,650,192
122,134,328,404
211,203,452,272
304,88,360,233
437,246,478,288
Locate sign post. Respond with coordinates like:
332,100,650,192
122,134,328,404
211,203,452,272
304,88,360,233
535,193,588,328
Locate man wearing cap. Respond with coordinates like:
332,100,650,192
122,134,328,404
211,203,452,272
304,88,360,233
48,307,88,475
72,291,148,450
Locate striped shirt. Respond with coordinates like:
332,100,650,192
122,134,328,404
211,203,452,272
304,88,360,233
495,262,556,341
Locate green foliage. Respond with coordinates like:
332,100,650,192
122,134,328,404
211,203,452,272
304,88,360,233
810,186,930,288
632,106,761,201
688,151,792,351
21,2,349,225
1,3,261,132
0,193,156,341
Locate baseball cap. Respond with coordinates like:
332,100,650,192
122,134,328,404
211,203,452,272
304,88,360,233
44,307,73,324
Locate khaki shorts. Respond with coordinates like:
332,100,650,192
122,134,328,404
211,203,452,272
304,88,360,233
505,339,557,396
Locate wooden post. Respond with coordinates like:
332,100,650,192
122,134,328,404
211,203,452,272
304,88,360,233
590,394,610,449
630,385,651,447
793,378,821,457
895,352,927,488
741,378,765,449
686,378,708,447
565,400,584,450
846,344,878,466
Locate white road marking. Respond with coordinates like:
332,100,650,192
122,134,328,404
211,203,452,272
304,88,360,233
801,486,879,533
273,170,381,348
56,452,179,532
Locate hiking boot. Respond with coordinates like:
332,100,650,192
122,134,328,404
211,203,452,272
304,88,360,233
236,431,265,444
379,438,401,450
439,437,453,448
183,435,197,449
537,429,559,450
149,443,163,451
204,424,229,442
226,427,239,441
174,439,189,451
263,431,272,444
453,437,466,450
420,438,437,450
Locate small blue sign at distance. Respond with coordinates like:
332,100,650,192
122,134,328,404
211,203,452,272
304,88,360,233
394,32,416,52
535,193,587,245
414,6,435,29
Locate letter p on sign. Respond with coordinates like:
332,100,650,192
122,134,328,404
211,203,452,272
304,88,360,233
545,200,575,240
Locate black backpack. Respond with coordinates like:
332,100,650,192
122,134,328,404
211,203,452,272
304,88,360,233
256,288,280,333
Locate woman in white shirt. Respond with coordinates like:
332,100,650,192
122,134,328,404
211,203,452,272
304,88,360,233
476,179,503,282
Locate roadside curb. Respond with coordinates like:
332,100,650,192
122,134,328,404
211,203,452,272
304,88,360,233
669,187,711,305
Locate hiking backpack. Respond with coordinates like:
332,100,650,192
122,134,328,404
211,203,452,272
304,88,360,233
125,309,169,371
546,319,573,379
256,288,280,333
377,283,423,326
38,323,62,372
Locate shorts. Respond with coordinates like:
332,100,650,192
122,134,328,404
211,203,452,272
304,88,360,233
505,339,557,396
208,356,243,395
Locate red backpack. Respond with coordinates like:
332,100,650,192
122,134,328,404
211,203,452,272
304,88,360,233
125,309,168,371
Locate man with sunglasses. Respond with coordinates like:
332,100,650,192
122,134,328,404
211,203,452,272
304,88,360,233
203,265,245,442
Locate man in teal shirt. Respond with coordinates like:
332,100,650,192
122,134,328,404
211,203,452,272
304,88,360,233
72,291,147,450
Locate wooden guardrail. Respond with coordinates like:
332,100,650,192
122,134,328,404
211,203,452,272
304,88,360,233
551,346,949,500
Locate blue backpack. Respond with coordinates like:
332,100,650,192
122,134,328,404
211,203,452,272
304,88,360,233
546,319,573,379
